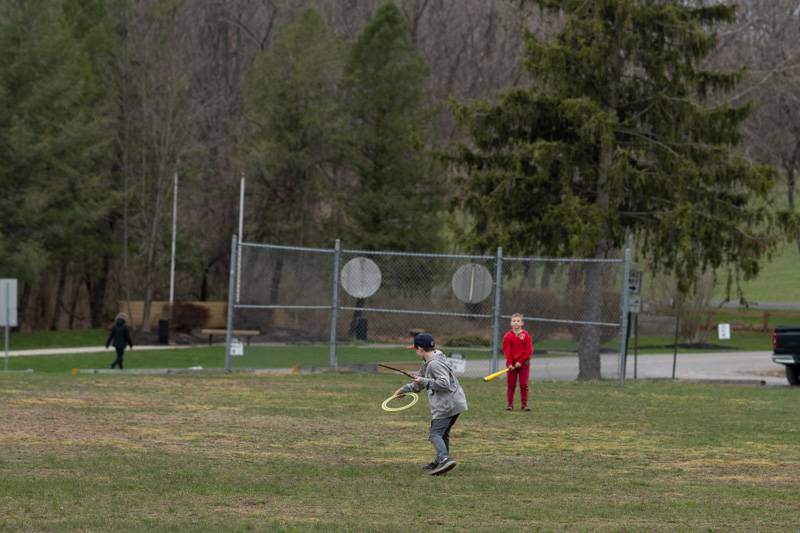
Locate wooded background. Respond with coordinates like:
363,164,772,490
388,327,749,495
0,0,798,333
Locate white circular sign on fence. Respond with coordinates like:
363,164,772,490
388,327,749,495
451,263,493,304
340,257,382,298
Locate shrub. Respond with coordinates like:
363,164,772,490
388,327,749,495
444,335,491,347
164,302,211,333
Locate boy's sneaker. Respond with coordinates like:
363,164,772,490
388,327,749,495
430,459,456,476
521,405,530,412
422,461,438,471
506,405,513,411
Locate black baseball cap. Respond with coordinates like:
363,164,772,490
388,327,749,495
407,332,435,350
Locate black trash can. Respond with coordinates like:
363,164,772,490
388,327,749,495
158,319,170,344
355,317,368,341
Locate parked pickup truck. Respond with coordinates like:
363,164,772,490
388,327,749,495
773,326,800,385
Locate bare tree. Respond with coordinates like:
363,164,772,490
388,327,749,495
710,1,800,250
114,1,198,330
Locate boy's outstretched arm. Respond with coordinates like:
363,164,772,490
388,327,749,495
417,361,452,392
395,380,421,397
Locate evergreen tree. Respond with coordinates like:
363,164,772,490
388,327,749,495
451,0,794,379
244,7,349,247
343,2,443,252
63,0,121,327
0,0,114,326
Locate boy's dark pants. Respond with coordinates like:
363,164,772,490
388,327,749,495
429,414,460,463
111,347,125,369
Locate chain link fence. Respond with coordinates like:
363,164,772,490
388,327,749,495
224,236,631,377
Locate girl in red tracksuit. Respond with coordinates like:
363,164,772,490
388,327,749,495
502,313,534,411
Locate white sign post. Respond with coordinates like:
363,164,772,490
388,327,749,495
448,352,466,374
230,338,244,357
628,294,641,314
628,270,641,295
626,270,643,380
1,279,18,371
717,323,731,341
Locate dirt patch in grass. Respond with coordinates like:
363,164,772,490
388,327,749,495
1,376,422,466
210,495,350,523
650,452,794,486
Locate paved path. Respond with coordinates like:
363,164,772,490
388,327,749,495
2,345,192,357
462,351,785,385
1,345,786,385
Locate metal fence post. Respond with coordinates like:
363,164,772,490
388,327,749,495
225,234,238,371
329,239,341,368
617,244,632,385
491,247,503,373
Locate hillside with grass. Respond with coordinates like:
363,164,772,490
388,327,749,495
715,242,800,304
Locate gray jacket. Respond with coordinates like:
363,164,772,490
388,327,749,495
399,350,468,420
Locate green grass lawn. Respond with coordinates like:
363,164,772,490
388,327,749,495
712,308,800,329
2,329,775,374
4,328,108,350
713,242,800,303
0,373,797,531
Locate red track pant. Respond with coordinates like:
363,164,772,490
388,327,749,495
507,363,530,406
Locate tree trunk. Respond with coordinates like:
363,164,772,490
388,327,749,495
84,253,111,328
35,275,52,330
786,159,799,253
525,261,537,288
200,263,210,301
266,257,284,327
68,277,81,329
141,174,167,333
19,282,31,332
577,259,605,380
541,263,553,288
50,264,67,331
347,297,366,338
142,284,153,333
577,139,612,380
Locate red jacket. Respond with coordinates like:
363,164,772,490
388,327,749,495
503,329,533,366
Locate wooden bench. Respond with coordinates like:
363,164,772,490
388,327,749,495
200,329,260,346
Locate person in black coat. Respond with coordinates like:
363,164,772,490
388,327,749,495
106,314,134,369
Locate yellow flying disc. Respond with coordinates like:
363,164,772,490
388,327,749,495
381,392,419,412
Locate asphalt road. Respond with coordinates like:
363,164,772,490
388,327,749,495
2,345,789,386
463,351,788,385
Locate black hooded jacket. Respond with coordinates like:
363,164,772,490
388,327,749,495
106,318,133,349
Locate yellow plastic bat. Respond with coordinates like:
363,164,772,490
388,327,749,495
482,367,510,382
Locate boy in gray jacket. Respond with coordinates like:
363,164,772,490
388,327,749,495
394,333,468,476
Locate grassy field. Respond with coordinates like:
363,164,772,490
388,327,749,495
1,328,776,374
713,242,800,303
4,328,108,350
0,373,797,531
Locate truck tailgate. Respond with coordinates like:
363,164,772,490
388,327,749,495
774,326,800,354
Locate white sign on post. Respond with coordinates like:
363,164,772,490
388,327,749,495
627,271,642,314
448,353,466,374
628,270,642,295
0,279,18,327
717,323,731,340
2,278,17,371
230,338,244,356
628,294,641,314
